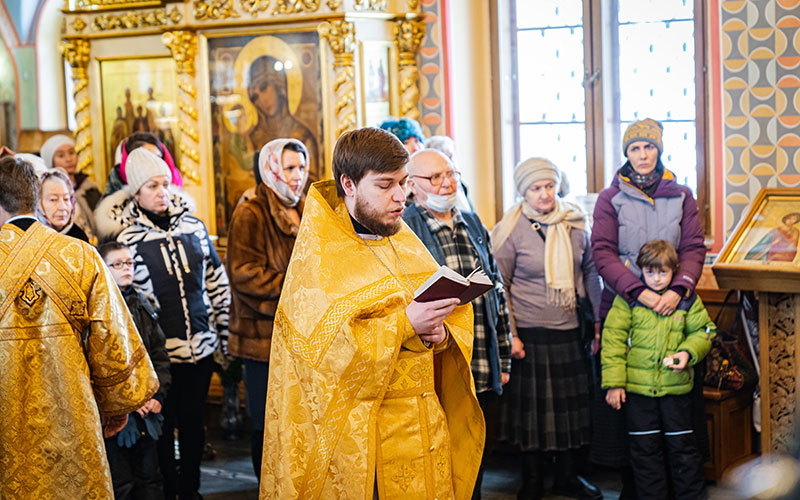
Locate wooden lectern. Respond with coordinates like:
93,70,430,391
713,187,800,454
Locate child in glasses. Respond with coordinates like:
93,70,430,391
99,241,171,500
601,239,715,500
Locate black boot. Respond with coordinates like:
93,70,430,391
517,451,544,500
553,450,602,500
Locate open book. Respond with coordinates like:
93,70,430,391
414,266,494,305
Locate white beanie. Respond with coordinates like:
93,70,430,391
15,153,49,178
125,148,172,194
40,134,75,168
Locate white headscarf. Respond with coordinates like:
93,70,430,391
258,138,310,207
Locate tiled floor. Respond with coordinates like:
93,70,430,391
198,425,739,499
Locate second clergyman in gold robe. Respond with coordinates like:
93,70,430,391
260,128,484,500
0,156,159,499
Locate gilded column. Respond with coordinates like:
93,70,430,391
394,18,425,122
59,39,93,176
318,20,356,138
162,30,201,185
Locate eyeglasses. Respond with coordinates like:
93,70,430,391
108,260,134,270
410,170,461,187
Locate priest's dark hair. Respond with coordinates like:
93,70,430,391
0,156,39,216
333,127,409,197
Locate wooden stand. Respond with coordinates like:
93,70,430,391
703,387,754,481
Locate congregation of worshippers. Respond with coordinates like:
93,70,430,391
6,5,795,499
3,115,728,500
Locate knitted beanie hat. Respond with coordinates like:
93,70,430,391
514,157,570,198
40,134,75,168
125,148,172,194
378,117,425,144
622,118,663,156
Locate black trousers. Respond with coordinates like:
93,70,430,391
625,393,707,500
244,358,269,478
157,355,214,499
106,434,164,500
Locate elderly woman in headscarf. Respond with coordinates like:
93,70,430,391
36,168,89,242
225,138,309,478
40,134,101,242
589,118,707,499
493,158,603,500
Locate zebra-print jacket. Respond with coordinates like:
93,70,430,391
96,187,230,364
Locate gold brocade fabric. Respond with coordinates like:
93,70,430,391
0,221,159,499
260,181,485,500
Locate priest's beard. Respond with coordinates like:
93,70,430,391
353,193,402,237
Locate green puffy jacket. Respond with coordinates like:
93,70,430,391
601,293,715,397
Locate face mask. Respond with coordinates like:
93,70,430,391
422,190,457,213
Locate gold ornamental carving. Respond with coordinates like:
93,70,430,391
319,21,356,138
763,292,800,453
163,31,202,185
162,31,198,77
72,0,160,10
354,0,386,11
72,18,87,32
59,39,93,175
274,0,320,14
407,0,419,9
241,0,269,16
394,19,425,122
194,0,241,20
91,9,176,31
326,0,341,10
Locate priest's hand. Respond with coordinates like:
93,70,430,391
102,414,129,438
406,297,460,342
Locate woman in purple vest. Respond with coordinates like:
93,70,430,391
590,119,706,498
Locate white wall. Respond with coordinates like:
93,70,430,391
35,0,67,131
448,0,497,225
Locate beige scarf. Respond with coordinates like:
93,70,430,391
493,199,586,311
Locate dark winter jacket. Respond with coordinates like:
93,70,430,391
591,165,706,317
95,188,230,364
402,203,512,394
601,292,715,397
123,287,171,403
226,183,303,362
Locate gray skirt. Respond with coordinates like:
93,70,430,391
498,326,591,452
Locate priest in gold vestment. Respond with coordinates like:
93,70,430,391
0,156,159,499
260,128,484,500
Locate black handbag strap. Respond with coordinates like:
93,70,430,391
528,219,547,242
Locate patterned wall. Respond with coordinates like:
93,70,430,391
419,0,447,137
722,0,800,234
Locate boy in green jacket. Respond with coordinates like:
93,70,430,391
602,239,715,500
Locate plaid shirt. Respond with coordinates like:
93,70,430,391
417,205,511,392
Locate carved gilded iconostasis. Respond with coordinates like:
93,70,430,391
60,0,428,237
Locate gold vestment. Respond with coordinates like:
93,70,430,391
0,220,159,499
260,181,484,500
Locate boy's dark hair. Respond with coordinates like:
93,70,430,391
333,127,409,197
98,241,130,260
637,239,679,273
0,156,39,215
283,141,307,162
